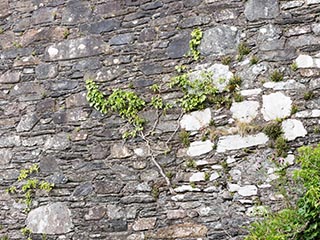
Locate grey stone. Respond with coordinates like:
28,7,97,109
263,80,306,90
109,33,135,45
107,205,125,219
40,156,59,172
35,63,58,79
66,109,89,122
0,149,12,165
140,62,163,76
244,0,280,21
111,144,132,159
26,203,73,234
217,133,269,153
73,182,94,197
44,133,70,150
132,218,156,231
150,223,208,239
80,19,121,34
261,92,292,121
85,206,106,220
62,0,92,25
180,16,211,28
0,135,21,148
16,114,38,132
0,71,20,84
189,172,205,182
167,33,190,59
120,194,155,204
44,37,108,61
95,181,123,194
199,25,240,56
167,210,186,220
46,172,68,184
32,7,55,25
0,0,9,18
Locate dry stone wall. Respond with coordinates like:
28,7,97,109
0,0,320,239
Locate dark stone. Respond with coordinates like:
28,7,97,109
10,82,46,101
66,92,88,108
44,36,108,61
61,0,92,25
85,206,106,220
16,114,39,132
140,62,163,75
120,195,155,204
35,63,58,79
74,58,102,71
138,28,157,42
40,156,59,172
0,0,9,18
95,1,122,16
180,16,211,28
47,172,68,184
73,182,94,197
0,71,20,83
32,7,55,25
36,99,56,114
94,181,124,194
53,111,67,124
109,33,135,45
183,0,202,7
167,33,190,59
50,80,78,91
141,1,163,10
80,19,121,34
133,79,154,88
244,0,280,21
262,49,297,61
102,220,128,232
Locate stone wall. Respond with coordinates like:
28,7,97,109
0,0,320,239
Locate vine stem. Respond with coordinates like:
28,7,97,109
166,111,183,145
139,131,176,195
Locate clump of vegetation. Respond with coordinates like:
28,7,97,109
179,130,190,147
250,56,259,65
246,144,320,240
227,75,242,92
270,70,284,82
186,159,197,169
291,62,298,71
263,121,283,140
188,28,203,61
303,91,314,101
275,136,289,158
221,56,232,65
237,42,250,61
291,105,299,115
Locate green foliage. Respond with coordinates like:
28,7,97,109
150,96,164,110
291,105,298,115
188,28,203,61
179,130,190,147
151,186,160,199
263,122,283,140
250,56,259,65
270,70,284,82
291,62,298,71
85,79,109,114
233,92,244,102
204,172,210,181
221,56,232,65
275,136,289,158
246,144,320,240
21,227,32,240
227,75,242,92
186,159,196,168
149,84,160,93
237,42,250,61
303,91,314,101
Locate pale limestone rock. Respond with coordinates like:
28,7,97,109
230,101,259,123
189,64,233,92
238,185,258,196
210,172,220,181
150,223,208,239
174,185,201,193
167,210,187,220
180,108,211,131
295,54,314,68
307,0,320,4
261,92,292,121
284,154,295,165
282,119,307,141
263,80,305,90
216,133,269,153
111,144,132,158
132,218,156,231
189,172,205,182
26,203,73,234
240,88,262,96
187,140,214,156
228,183,240,192
296,109,320,118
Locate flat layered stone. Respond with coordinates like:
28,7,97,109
230,101,259,123
199,25,239,56
238,185,258,196
44,133,70,150
0,71,20,84
295,54,314,68
80,19,121,34
26,203,73,234
0,149,12,165
180,108,211,131
187,140,214,156
0,0,9,18
244,0,280,21
167,33,190,59
282,119,307,141
217,133,269,153
61,0,91,25
263,80,305,90
35,63,58,79
296,109,320,118
150,223,208,239
111,144,132,159
189,172,205,182
44,37,108,61
174,185,201,193
16,114,39,132
261,92,292,121
84,206,106,220
0,135,21,148
132,218,156,231
189,64,233,92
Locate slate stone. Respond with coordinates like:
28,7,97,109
73,182,94,197
66,92,87,108
36,99,56,114
103,220,127,232
95,1,122,16
32,7,55,25
46,172,68,184
26,203,73,234
0,71,20,84
150,223,208,239
66,109,89,122
40,156,59,172
16,114,39,132
0,0,9,18
132,218,156,231
107,205,125,219
74,58,102,71
44,36,108,61
84,206,106,220
199,25,240,56
180,16,211,28
109,33,135,45
44,133,70,150
95,181,124,194
50,80,78,91
0,135,21,147
140,62,163,75
21,27,66,47
244,0,280,21
141,1,163,10
80,19,121,34
61,0,92,25
35,63,58,79
138,28,157,42
0,149,12,165
167,33,190,59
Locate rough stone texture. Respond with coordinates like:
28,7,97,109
244,0,280,21
199,25,239,56
217,133,269,153
261,92,292,121
230,101,260,123
26,203,73,234
0,1,319,239
282,119,307,141
180,108,211,131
